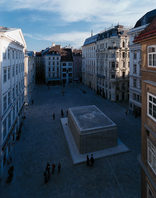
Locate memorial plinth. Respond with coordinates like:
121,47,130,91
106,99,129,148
68,105,117,154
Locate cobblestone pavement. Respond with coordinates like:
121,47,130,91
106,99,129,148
0,84,141,198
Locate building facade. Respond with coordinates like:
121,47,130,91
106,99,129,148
24,51,36,105
129,9,156,116
82,34,98,91
72,49,82,82
96,25,129,101
134,18,156,198
43,47,61,85
61,48,73,85
0,27,26,178
82,25,129,101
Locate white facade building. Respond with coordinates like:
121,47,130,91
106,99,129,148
44,51,61,85
82,34,98,91
0,27,26,178
24,51,36,105
128,25,147,115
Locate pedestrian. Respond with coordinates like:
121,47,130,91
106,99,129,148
32,99,34,105
61,109,64,117
53,113,55,120
44,170,48,184
86,155,90,166
52,163,56,174
90,154,94,166
46,162,50,179
58,162,61,174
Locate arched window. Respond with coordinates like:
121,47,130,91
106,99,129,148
122,41,125,48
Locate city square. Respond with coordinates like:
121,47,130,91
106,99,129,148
0,84,141,198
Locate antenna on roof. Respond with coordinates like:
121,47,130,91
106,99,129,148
91,30,93,37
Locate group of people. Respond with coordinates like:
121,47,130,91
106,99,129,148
86,154,95,167
52,109,68,120
43,162,61,184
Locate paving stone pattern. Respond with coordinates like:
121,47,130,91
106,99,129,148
0,84,141,198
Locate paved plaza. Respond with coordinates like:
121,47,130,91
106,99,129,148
0,84,141,198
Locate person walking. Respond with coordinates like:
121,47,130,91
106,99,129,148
86,155,90,166
90,154,94,166
44,170,48,184
46,162,50,180
58,162,61,174
61,109,64,117
52,163,56,174
52,113,55,120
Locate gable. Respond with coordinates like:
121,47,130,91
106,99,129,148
5,29,27,48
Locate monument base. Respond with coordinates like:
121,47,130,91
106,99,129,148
61,118,129,165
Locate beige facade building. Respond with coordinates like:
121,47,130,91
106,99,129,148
96,25,129,101
82,25,129,101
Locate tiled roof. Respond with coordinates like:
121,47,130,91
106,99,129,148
83,34,99,46
134,17,156,43
61,48,73,61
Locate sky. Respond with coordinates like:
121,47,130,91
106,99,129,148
0,0,156,51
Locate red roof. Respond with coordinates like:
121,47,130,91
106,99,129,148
134,17,156,43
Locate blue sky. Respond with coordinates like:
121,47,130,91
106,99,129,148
0,0,156,51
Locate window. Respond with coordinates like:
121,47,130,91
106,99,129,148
13,106,15,121
8,49,10,59
3,49,6,59
122,52,125,58
3,95,7,112
112,62,115,69
8,91,11,105
122,72,125,78
111,74,115,79
147,184,154,198
16,84,18,95
123,61,125,68
134,51,137,59
147,93,156,121
8,67,10,80
12,50,14,59
133,79,137,88
48,67,51,72
2,119,7,140
122,41,125,48
12,88,15,99
12,65,15,77
147,138,156,175
8,112,11,130
16,65,18,75
63,63,66,66
133,64,137,74
16,101,18,113
148,46,156,67
3,68,7,83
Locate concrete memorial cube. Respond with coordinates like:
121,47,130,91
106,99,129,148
68,105,117,154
